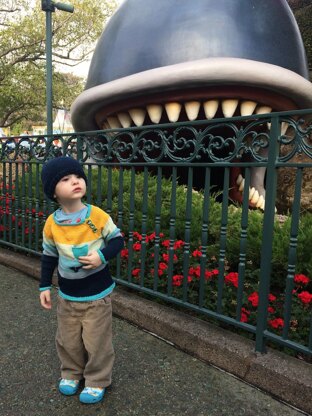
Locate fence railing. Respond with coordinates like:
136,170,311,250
0,109,312,356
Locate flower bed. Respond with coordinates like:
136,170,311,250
120,231,312,347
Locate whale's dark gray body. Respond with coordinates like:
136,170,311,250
85,0,309,88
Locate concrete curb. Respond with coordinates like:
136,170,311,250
0,247,311,415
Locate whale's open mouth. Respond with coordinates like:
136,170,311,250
71,58,312,211
95,90,291,129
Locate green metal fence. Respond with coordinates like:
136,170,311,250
0,109,311,356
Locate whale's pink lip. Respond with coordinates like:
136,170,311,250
71,58,312,132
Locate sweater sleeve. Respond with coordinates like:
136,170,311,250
99,236,124,263
40,254,58,290
98,213,124,263
40,215,58,290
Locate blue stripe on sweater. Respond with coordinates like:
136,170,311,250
58,282,115,302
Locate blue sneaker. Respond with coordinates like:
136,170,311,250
59,379,80,395
79,387,105,404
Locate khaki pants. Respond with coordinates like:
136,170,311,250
56,295,115,388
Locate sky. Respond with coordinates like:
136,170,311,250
66,60,91,79
62,0,124,79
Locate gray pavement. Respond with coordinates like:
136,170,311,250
0,264,307,416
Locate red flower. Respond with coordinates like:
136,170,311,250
225,272,238,288
172,274,191,285
162,239,170,248
203,269,219,280
147,232,156,242
158,262,168,271
240,307,250,323
297,291,312,304
294,274,310,285
188,267,196,276
172,274,183,287
240,312,248,323
204,270,213,280
162,253,169,262
192,249,202,257
188,266,200,278
133,232,142,241
267,306,275,314
121,249,129,258
241,307,250,315
133,242,141,251
248,292,259,307
268,318,284,329
174,240,185,250
268,293,276,302
162,253,178,262
132,268,141,277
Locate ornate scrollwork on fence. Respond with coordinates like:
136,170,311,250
0,134,80,162
78,118,274,164
0,111,311,165
278,116,312,162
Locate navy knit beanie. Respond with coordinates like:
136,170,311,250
41,156,87,200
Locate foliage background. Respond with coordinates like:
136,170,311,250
0,0,117,131
288,0,312,75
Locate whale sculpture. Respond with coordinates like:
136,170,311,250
71,0,312,210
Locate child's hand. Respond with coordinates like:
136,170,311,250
79,251,102,269
40,290,52,309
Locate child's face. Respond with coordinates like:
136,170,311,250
54,174,86,202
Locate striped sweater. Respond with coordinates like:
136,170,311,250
40,204,124,301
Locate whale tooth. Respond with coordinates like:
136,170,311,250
241,101,257,116
185,101,201,121
222,99,238,118
107,116,122,129
256,194,265,210
256,106,272,115
238,178,245,192
147,104,163,124
165,102,182,122
281,122,289,136
129,108,146,126
268,121,289,135
249,187,256,199
236,174,244,186
203,100,219,119
117,112,132,128
251,189,260,205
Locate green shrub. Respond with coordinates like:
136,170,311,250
14,165,312,287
